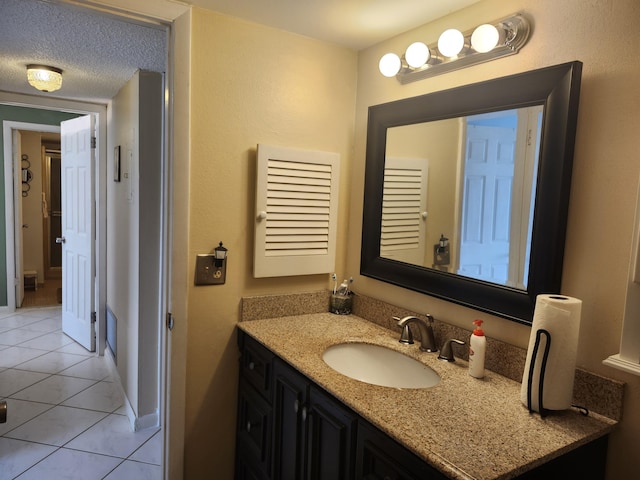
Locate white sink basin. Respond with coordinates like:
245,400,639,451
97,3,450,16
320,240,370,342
322,343,440,389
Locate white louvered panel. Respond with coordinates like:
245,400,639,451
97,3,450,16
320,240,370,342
380,158,429,265
255,144,340,277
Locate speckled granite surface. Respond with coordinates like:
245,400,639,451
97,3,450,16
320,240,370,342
238,313,617,480
241,290,625,422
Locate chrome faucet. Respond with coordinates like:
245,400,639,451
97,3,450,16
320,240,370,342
438,338,465,362
394,315,438,353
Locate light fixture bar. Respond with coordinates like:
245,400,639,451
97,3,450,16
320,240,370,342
395,13,530,84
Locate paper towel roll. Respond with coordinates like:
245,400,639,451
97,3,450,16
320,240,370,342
520,294,582,413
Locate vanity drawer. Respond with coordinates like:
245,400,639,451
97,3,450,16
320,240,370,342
238,330,275,402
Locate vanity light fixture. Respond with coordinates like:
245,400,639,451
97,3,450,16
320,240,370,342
26,64,63,92
379,13,530,84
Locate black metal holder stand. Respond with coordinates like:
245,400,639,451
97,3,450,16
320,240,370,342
526,328,551,417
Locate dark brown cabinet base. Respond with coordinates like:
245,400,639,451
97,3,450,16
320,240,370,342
235,329,608,480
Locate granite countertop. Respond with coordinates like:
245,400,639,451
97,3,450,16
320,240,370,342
238,313,616,480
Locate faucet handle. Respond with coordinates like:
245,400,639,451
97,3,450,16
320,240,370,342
438,338,465,362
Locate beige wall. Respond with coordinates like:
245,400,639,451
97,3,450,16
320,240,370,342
348,0,640,478
184,8,357,477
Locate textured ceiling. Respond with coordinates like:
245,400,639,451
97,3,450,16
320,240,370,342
0,0,167,103
0,0,480,104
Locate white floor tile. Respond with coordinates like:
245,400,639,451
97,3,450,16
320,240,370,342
0,346,46,368
0,368,49,397
0,328,45,346
5,405,107,447
103,459,163,480
14,447,122,480
12,374,96,404
55,341,93,355
0,315,41,331
130,430,163,465
21,317,62,333
66,414,157,459
18,332,74,351
0,399,53,436
62,380,124,412
15,350,87,374
0,437,57,479
59,355,113,380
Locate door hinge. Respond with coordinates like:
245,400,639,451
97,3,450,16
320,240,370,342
91,311,97,323
166,312,174,331
91,136,96,149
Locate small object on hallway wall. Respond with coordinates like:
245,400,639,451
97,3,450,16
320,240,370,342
21,154,32,197
114,145,121,182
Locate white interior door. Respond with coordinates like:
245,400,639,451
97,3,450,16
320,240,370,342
459,114,517,284
60,115,95,351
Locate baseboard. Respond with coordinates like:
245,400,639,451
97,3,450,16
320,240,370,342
104,348,159,432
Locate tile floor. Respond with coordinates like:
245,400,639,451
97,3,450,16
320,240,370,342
0,307,162,479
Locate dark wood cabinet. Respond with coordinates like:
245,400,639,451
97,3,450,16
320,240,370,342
272,358,308,480
235,329,608,480
356,420,447,480
272,358,357,480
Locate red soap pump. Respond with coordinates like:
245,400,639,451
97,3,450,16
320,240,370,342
469,319,486,378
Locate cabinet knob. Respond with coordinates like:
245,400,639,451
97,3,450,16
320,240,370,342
302,406,307,422
294,400,299,413
248,361,255,370
246,421,252,433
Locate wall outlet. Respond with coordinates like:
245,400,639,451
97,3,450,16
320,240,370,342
195,254,226,285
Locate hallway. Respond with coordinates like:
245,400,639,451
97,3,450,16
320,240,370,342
0,307,161,479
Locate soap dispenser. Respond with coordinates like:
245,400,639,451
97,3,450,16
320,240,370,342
469,319,486,378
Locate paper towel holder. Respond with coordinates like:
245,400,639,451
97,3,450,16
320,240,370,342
526,328,552,417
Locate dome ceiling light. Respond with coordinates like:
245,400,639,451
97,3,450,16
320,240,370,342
26,64,63,92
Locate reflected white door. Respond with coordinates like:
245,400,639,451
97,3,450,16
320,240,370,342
60,115,95,351
459,119,516,284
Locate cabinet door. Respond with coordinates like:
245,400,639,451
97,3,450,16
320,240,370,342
272,358,309,480
306,385,357,480
236,380,272,479
356,420,446,480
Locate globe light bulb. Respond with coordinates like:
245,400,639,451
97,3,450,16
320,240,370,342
405,42,430,69
471,24,501,53
379,53,401,77
438,29,464,58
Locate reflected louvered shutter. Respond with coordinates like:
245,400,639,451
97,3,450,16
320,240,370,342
380,157,428,265
254,144,340,277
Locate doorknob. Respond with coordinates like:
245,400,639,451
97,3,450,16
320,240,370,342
55,237,66,244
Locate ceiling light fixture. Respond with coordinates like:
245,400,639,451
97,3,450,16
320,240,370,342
26,64,63,92
379,13,530,84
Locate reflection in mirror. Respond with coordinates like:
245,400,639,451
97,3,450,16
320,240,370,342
361,62,583,324
381,106,543,290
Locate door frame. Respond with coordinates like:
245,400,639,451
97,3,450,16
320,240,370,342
0,1,190,477
2,107,106,355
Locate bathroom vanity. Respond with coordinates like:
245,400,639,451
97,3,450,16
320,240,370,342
234,313,615,480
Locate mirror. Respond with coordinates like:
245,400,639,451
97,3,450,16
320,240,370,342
382,105,543,290
361,62,583,324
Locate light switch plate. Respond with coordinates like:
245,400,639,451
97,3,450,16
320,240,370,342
195,254,226,285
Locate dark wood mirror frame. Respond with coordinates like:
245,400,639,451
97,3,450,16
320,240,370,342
361,61,583,324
